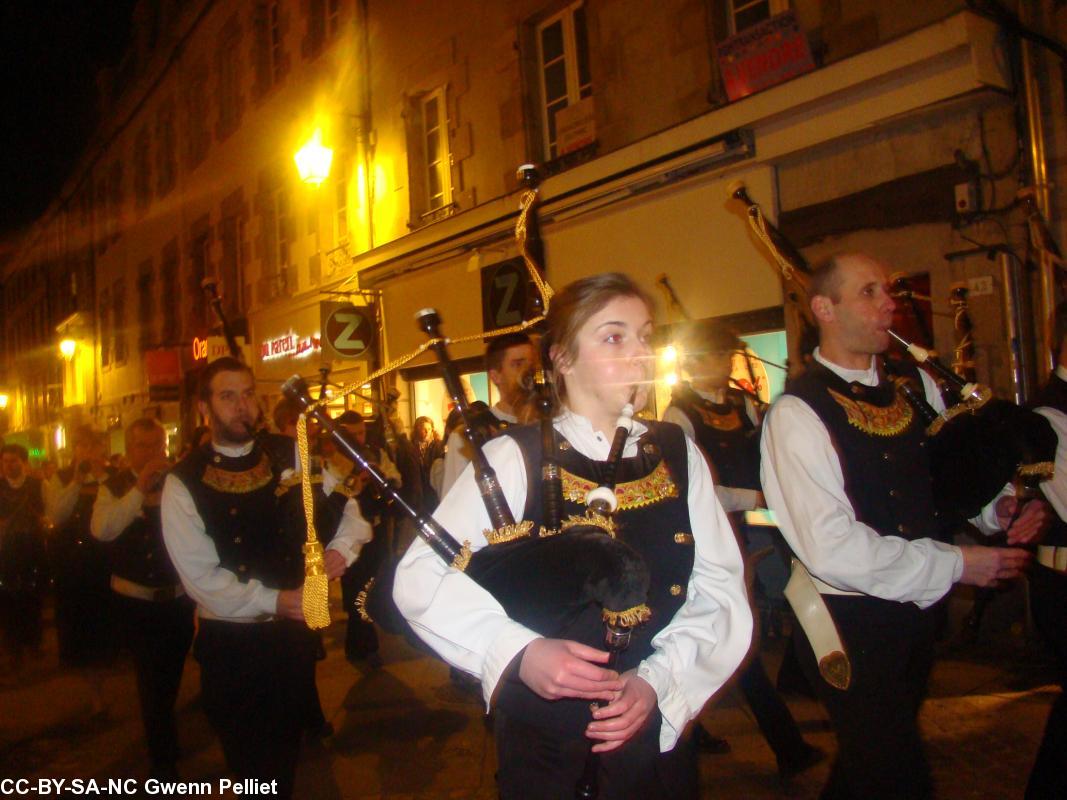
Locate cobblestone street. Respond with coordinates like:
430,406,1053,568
0,591,1057,799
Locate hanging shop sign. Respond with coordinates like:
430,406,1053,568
321,302,375,361
260,330,322,362
481,258,538,332
716,11,815,103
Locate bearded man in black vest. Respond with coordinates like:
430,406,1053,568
162,357,368,798
761,252,1048,799
91,417,192,780
1027,301,1067,799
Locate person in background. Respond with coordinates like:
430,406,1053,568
49,426,117,717
0,443,49,671
91,418,193,780
439,333,536,496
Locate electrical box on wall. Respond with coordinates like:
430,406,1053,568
954,181,978,215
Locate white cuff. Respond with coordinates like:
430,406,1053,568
481,622,541,708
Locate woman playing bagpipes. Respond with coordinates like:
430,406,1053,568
393,272,753,799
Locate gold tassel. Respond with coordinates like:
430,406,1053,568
602,604,651,628
561,511,617,537
298,414,331,630
355,577,375,623
485,520,535,545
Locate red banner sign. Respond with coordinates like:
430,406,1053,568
717,11,815,103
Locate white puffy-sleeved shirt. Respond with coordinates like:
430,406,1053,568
161,440,371,622
393,410,753,752
761,349,1005,608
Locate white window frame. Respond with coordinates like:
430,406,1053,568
727,0,789,36
272,186,290,271
421,87,453,213
536,0,592,161
334,156,349,241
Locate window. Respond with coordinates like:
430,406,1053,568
137,259,155,352
218,197,246,321
271,1,285,84
304,0,326,58
728,0,789,35
272,187,291,274
156,99,177,197
95,177,109,254
112,277,127,364
160,239,180,344
216,16,244,139
184,60,210,170
334,155,348,241
422,89,452,213
108,162,123,242
187,222,212,334
253,1,287,98
536,1,592,160
134,126,151,211
327,0,341,37
100,286,112,368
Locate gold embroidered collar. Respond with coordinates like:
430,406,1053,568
203,452,274,494
828,386,913,437
561,460,679,511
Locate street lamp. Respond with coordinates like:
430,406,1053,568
294,130,333,186
0,393,8,409
59,338,77,359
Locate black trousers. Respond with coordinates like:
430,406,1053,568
1026,565,1067,800
194,618,317,799
795,594,937,800
738,653,810,767
0,589,43,654
493,710,697,800
341,527,386,660
115,593,194,772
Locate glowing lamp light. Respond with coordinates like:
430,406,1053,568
0,393,9,409
661,344,678,363
59,338,77,359
294,130,334,186
663,372,679,387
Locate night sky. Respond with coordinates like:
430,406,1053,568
0,0,137,240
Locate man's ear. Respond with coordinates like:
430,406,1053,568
811,295,834,324
198,400,209,421
488,368,502,388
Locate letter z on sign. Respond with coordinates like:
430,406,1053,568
324,306,372,359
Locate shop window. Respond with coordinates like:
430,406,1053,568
535,1,592,161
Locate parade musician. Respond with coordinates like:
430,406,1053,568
161,357,370,798
91,417,193,780
395,274,752,799
761,253,1048,799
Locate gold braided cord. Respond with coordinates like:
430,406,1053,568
602,604,652,628
516,187,555,307
297,414,331,630
746,206,798,284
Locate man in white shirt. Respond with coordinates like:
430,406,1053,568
162,357,369,798
91,417,191,780
761,252,1047,799
439,333,535,496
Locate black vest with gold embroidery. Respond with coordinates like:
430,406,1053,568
786,362,937,542
669,383,760,489
495,420,695,734
171,436,304,590
105,470,181,588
